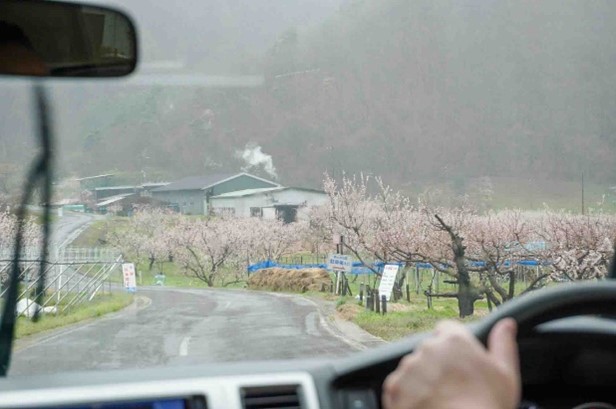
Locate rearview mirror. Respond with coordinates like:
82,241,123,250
0,0,137,78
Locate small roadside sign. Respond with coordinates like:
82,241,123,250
327,253,352,273
378,264,399,301
122,263,137,293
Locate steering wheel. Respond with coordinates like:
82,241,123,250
474,281,616,343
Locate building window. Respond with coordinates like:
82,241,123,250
250,207,263,218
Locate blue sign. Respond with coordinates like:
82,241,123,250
327,254,353,273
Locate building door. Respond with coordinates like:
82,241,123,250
275,205,298,223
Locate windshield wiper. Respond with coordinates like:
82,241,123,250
0,83,54,376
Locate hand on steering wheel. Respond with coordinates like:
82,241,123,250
382,318,521,409
382,281,616,409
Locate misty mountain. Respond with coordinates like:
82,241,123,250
2,0,616,200
256,0,616,185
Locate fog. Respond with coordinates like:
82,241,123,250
2,0,616,210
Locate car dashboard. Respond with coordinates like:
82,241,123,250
0,364,327,409
0,317,615,409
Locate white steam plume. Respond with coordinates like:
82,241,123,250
236,143,278,180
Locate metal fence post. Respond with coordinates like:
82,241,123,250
415,265,420,294
340,274,352,297
381,295,387,315
375,289,380,313
334,271,339,295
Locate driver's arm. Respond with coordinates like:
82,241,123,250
382,318,521,409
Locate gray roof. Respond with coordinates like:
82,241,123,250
210,187,283,198
152,174,236,192
75,174,114,181
211,186,325,199
141,182,169,188
93,185,137,191
96,193,135,207
151,172,280,193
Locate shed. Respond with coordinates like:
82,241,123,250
209,187,327,222
151,172,280,215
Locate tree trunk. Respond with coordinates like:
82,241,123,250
507,271,516,300
484,288,501,308
434,214,480,318
458,288,475,317
148,256,155,271
457,280,481,317
452,231,476,317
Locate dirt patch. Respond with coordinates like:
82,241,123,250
336,303,362,321
248,268,332,293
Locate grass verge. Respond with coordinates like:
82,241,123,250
334,296,488,341
70,219,113,247
133,261,210,288
15,293,134,339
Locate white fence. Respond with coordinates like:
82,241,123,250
0,246,123,314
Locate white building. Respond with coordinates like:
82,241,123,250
209,187,328,223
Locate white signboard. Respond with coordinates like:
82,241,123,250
327,254,352,273
378,264,399,301
122,263,137,292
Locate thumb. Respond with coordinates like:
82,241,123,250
488,318,519,374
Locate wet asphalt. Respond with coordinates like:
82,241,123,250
10,286,356,376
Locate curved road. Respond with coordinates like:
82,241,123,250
51,211,100,248
10,287,367,376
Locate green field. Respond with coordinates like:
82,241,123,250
319,266,550,340
489,176,615,212
348,303,484,340
15,293,134,339
401,176,616,213
69,219,115,247
132,261,211,288
333,288,490,340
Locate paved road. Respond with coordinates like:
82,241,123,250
9,287,361,376
51,211,99,248
45,211,102,295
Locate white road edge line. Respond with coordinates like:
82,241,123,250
179,336,191,356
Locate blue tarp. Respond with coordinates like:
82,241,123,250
247,260,329,272
247,259,381,274
247,260,278,272
414,262,433,269
247,258,550,273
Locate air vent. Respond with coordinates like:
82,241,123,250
241,385,303,409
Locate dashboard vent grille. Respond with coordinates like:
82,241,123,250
241,385,302,409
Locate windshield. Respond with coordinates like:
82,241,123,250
1,0,616,376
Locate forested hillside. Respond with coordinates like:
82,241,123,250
4,0,616,206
